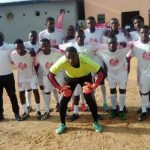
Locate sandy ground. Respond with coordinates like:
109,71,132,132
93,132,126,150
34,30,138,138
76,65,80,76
0,58,150,150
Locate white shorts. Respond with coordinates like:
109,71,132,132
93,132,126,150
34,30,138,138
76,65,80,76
140,75,150,94
108,72,128,89
18,75,38,91
73,84,83,96
43,72,64,93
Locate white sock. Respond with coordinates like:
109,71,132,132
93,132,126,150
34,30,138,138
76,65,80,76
22,103,28,113
44,94,51,112
119,94,126,111
110,94,117,109
36,103,40,112
141,95,149,113
26,91,32,107
74,105,79,114
53,89,59,103
101,84,107,103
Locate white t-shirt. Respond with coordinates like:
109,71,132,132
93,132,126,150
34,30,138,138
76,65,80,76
131,40,150,77
0,43,15,75
102,30,128,44
24,41,40,53
130,31,140,41
36,48,63,76
39,28,64,46
11,50,36,80
97,47,130,82
84,28,105,44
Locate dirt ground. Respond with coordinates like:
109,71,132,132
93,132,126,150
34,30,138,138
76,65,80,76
0,58,150,150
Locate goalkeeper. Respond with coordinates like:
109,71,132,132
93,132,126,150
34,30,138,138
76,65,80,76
48,46,106,134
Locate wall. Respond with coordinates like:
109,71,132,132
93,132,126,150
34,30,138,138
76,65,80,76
0,1,77,42
84,0,150,25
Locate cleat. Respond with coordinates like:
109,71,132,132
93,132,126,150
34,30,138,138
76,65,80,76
70,114,79,122
55,123,66,134
41,112,50,120
22,112,29,120
119,111,126,120
138,113,147,121
93,122,103,132
15,114,22,121
36,111,42,120
110,109,118,119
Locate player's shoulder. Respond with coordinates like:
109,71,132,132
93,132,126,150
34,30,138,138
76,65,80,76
133,40,141,46
11,50,17,55
39,29,47,36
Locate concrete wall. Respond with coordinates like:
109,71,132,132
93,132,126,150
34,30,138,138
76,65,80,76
0,1,77,42
85,0,150,25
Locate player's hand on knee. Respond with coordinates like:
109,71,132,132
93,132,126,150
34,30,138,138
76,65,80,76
59,85,72,97
82,82,98,94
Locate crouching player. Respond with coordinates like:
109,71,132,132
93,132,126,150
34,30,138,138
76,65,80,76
11,39,41,120
36,38,64,120
48,46,106,134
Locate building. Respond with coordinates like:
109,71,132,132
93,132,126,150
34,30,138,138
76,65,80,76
0,0,84,42
84,0,150,28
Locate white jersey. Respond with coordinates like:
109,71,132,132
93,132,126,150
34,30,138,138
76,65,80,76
97,47,130,82
39,28,64,46
11,50,36,80
84,28,105,44
102,30,128,44
130,31,140,41
24,41,40,53
131,40,150,77
0,43,15,75
36,48,63,76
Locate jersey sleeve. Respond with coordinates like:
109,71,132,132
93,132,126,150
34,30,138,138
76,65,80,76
50,56,66,75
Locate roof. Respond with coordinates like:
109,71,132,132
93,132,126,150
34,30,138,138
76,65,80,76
0,0,78,6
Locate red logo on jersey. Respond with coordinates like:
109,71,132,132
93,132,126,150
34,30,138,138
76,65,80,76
142,51,150,60
109,58,119,66
49,39,57,46
18,63,27,70
45,62,53,69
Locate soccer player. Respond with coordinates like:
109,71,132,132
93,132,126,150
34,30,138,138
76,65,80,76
24,30,44,111
39,17,64,109
130,15,144,41
102,18,129,43
39,17,64,48
48,46,106,134
11,39,41,120
84,16,108,112
97,36,130,120
130,25,150,121
36,38,64,120
0,32,21,121
63,25,75,43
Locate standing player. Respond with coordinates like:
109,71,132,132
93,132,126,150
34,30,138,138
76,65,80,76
84,16,108,112
24,30,44,111
39,17,64,48
36,38,64,120
130,25,150,121
97,36,130,120
130,15,144,41
39,17,64,109
11,39,41,120
48,46,106,134
0,32,21,121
